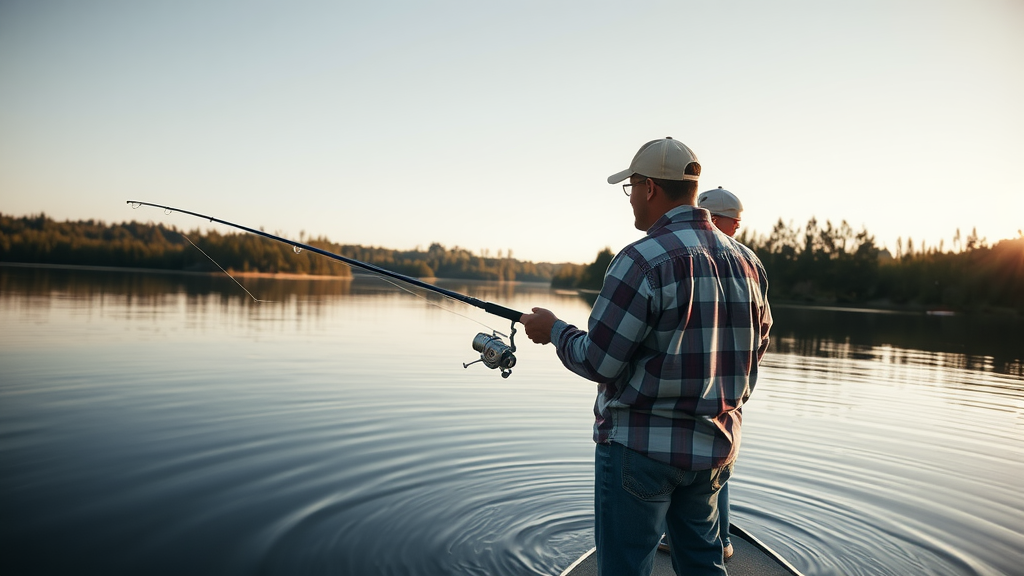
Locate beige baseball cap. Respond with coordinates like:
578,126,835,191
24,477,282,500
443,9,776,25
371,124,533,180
697,187,743,219
607,137,700,184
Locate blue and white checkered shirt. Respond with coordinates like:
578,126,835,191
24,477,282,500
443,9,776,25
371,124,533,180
551,205,772,470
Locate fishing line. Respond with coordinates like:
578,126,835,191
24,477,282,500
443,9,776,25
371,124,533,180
364,274,505,336
179,232,273,303
179,214,494,329
184,227,491,330
181,220,495,332
190,228,493,331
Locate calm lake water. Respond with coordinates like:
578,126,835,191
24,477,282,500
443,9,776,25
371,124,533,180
2,265,1022,576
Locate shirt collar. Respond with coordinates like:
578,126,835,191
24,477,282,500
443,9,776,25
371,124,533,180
647,205,711,235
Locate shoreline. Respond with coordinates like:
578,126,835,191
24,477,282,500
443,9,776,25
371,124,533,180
0,261,540,285
0,261,354,280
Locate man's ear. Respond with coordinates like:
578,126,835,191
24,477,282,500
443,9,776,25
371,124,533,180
646,179,658,200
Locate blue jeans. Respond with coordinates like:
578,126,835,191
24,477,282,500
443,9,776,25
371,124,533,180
594,442,731,576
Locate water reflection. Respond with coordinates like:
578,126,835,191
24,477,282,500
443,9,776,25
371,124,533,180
770,304,1023,376
0,264,551,310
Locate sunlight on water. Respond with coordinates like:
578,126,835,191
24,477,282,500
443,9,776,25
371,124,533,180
1,266,1022,576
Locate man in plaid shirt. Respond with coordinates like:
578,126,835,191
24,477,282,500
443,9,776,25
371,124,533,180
522,137,772,576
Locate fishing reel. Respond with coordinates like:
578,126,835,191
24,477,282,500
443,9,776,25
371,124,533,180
463,323,517,378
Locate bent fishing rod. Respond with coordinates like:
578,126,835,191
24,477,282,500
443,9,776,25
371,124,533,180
128,200,521,377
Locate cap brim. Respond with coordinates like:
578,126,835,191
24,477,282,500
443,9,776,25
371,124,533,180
607,168,632,184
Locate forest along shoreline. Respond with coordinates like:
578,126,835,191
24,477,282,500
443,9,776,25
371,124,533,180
2,212,1022,316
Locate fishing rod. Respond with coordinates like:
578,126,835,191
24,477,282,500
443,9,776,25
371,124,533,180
127,200,521,378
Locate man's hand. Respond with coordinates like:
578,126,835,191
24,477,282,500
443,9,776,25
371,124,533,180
520,307,558,345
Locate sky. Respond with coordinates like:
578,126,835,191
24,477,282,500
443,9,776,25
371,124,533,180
1,0,1022,264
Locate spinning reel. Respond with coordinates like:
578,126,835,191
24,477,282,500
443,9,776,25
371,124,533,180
463,323,518,378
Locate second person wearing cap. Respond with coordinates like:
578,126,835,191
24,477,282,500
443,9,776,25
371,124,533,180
698,186,743,238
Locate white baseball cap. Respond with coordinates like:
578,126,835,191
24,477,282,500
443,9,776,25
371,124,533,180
697,187,743,219
607,137,700,184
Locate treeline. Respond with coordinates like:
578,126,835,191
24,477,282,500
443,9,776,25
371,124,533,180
551,248,614,290
0,213,559,282
560,218,1023,315
742,218,1023,314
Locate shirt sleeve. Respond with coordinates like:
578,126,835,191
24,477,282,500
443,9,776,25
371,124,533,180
552,249,655,384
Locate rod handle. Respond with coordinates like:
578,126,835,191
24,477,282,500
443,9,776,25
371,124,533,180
482,302,524,323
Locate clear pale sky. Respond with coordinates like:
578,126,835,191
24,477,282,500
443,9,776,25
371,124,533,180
2,0,1021,264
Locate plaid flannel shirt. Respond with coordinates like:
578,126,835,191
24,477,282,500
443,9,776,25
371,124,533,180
551,205,772,470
